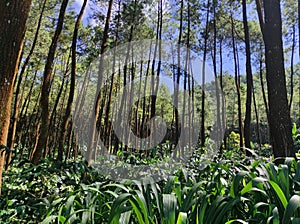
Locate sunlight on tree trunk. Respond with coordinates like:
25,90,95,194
0,0,32,194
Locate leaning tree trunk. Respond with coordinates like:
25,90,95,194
57,0,88,162
263,0,294,158
86,0,114,165
0,0,32,194
31,0,69,165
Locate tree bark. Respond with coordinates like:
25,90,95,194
231,14,244,149
58,0,88,162
242,0,254,152
263,0,294,158
200,0,210,148
0,0,32,194
31,0,69,165
288,25,295,110
86,0,114,165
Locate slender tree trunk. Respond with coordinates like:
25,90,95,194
219,38,227,150
0,0,32,194
253,89,261,148
150,0,163,147
212,1,221,151
185,0,191,149
58,0,88,162
87,0,114,165
243,0,254,152
288,25,295,110
173,0,184,153
259,46,269,120
104,0,121,151
200,0,210,148
31,0,69,165
263,0,294,158
48,76,66,156
231,14,244,149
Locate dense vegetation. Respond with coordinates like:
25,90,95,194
1,126,300,223
1,0,300,223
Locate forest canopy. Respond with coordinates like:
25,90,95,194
0,0,300,223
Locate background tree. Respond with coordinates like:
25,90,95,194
57,0,88,162
242,0,254,151
31,0,69,165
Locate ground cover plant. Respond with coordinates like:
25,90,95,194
1,133,300,223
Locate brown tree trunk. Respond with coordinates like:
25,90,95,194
263,0,294,158
104,0,121,152
288,25,295,110
212,1,221,151
31,0,69,165
58,0,88,162
86,0,114,165
253,89,261,148
173,0,184,153
243,0,254,152
0,0,32,194
200,0,210,148
6,0,47,170
231,14,244,149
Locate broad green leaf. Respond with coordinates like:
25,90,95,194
119,210,132,224
198,196,208,224
109,193,132,223
163,194,177,224
65,195,76,218
272,207,280,224
42,215,58,224
269,180,288,208
282,195,300,224
176,212,187,224
129,198,147,224
292,123,297,136
230,171,248,198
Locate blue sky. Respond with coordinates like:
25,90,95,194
72,0,299,78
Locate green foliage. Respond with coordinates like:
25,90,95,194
2,149,300,223
292,123,300,152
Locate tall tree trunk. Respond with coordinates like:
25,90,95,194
31,0,69,165
200,0,210,148
212,1,221,151
263,0,294,158
58,0,88,162
243,0,254,152
231,14,244,149
219,38,227,150
6,0,47,170
86,0,114,165
0,0,32,194
150,0,163,147
288,25,295,110
173,0,184,153
253,89,261,148
104,0,121,152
